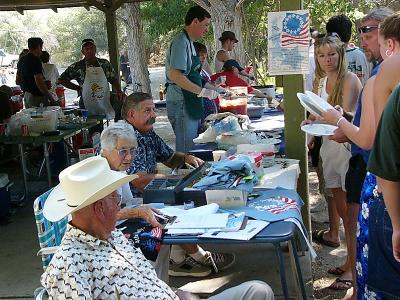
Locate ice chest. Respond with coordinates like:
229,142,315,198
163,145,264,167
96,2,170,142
143,163,209,205
0,174,12,218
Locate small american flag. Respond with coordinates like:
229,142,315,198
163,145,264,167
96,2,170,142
281,12,309,47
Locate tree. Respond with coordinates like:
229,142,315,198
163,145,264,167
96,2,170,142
192,0,247,67
120,3,151,94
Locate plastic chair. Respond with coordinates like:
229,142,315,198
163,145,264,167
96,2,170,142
33,188,68,299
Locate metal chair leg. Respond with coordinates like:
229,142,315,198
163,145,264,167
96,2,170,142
290,238,307,300
274,242,290,300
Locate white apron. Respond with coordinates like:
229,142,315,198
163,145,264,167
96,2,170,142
82,62,115,120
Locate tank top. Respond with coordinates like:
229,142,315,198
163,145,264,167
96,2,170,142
214,48,227,72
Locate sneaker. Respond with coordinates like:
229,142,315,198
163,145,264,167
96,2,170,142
169,256,212,277
201,251,235,273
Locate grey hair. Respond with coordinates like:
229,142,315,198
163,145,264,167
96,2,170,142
361,7,393,23
121,92,152,119
100,121,137,152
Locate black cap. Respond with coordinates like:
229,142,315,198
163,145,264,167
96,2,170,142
219,31,238,43
81,39,96,49
223,59,243,71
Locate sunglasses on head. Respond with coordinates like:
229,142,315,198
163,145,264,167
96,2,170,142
358,25,379,33
116,148,136,158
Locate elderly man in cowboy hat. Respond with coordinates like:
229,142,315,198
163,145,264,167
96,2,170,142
41,156,274,299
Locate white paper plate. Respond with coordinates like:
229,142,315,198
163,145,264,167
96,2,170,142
305,91,334,111
301,124,338,136
263,138,281,145
297,92,324,117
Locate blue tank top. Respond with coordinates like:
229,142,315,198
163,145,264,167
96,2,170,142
351,63,381,163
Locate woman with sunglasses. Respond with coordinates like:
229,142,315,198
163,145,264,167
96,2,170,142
306,35,362,290
100,122,161,227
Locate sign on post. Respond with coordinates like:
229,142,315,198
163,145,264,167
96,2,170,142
268,10,310,76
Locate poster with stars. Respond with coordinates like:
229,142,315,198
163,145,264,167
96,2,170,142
268,10,310,75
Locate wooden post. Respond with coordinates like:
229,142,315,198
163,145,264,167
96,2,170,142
104,0,121,90
279,0,310,232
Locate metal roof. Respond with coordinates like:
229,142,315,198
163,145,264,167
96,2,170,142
0,0,146,13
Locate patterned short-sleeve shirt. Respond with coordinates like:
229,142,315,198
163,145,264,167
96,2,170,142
41,225,178,300
59,57,118,86
128,126,174,175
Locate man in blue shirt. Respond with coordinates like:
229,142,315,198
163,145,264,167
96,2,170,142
165,6,219,153
123,92,235,278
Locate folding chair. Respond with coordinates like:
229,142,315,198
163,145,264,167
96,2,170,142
32,189,68,299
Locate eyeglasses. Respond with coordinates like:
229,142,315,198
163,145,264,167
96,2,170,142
358,25,378,34
109,194,122,207
116,147,136,158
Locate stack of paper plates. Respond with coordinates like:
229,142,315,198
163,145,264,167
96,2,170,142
296,91,334,117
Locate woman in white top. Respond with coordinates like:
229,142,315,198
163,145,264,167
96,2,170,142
214,31,254,80
307,35,361,281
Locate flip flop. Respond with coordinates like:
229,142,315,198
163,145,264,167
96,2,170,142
327,266,345,276
312,230,340,248
329,278,353,290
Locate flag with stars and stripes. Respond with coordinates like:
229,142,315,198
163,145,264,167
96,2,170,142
281,12,309,47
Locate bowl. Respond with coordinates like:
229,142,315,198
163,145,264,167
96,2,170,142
247,105,264,119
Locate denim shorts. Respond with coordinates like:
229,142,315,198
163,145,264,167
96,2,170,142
366,194,400,299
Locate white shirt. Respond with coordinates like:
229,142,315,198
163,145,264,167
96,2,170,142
41,225,178,300
42,63,60,90
345,47,371,86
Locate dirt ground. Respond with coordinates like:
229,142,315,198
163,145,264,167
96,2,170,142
153,107,352,300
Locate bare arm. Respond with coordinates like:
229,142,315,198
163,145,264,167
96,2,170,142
58,79,81,92
373,58,400,127
169,68,202,95
341,72,362,114
34,74,57,102
117,206,161,227
163,152,204,169
216,50,229,65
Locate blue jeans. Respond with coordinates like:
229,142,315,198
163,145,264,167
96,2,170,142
367,193,400,299
166,86,200,153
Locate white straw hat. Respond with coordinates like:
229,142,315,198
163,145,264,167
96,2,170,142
43,156,137,222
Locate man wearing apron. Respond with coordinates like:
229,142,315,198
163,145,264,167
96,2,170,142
165,6,218,153
59,39,124,120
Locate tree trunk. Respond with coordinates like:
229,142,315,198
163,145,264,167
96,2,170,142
192,0,246,68
122,3,151,95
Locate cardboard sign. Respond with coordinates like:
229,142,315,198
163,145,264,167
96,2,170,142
78,148,95,161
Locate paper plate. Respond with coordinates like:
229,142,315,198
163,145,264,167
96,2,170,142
263,138,281,145
297,92,324,117
305,91,334,111
301,124,338,136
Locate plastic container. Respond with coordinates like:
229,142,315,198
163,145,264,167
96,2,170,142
262,151,275,168
247,105,264,118
219,98,247,115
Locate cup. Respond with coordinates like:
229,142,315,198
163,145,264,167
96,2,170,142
80,109,89,122
212,150,227,161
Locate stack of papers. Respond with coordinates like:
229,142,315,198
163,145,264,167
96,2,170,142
199,220,269,240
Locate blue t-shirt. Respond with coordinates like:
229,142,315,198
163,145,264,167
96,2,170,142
351,63,381,163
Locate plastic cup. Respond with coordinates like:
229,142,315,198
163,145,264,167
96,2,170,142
212,150,227,161
0,123,6,136
80,109,89,122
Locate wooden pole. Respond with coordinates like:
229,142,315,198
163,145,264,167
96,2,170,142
279,0,310,233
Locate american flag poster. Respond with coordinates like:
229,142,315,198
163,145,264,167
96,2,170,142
268,10,310,75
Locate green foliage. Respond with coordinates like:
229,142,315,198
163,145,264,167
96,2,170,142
49,8,108,64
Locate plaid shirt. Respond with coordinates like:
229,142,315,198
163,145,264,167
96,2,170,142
41,225,178,300
59,57,118,86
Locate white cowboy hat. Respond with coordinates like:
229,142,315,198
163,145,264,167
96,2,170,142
43,156,137,222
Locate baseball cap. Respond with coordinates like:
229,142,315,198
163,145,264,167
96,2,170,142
223,59,244,71
219,31,238,43
81,39,96,49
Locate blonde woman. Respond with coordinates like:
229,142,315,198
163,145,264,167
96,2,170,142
308,35,362,290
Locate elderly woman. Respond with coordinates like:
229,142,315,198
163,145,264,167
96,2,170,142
100,121,161,227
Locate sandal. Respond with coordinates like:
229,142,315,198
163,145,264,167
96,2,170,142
329,278,353,290
327,266,345,276
312,230,340,248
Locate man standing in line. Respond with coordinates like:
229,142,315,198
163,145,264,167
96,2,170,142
165,6,219,153
16,37,57,108
59,39,123,119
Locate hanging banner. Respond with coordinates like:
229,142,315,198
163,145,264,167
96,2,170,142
268,10,310,75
